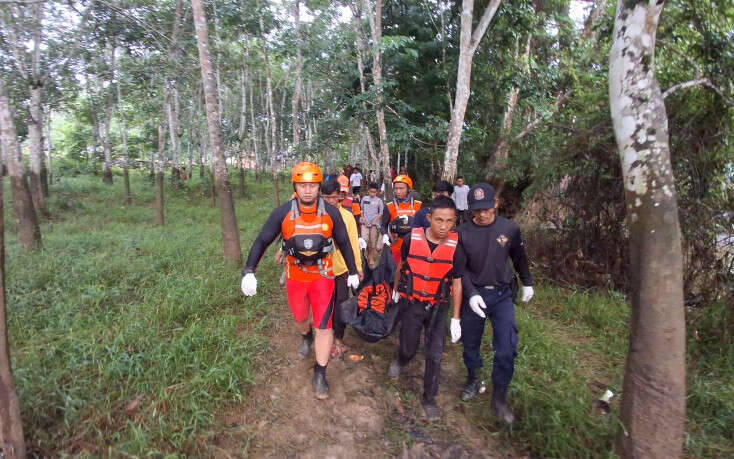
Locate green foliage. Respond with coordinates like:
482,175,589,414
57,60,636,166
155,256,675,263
4,173,286,456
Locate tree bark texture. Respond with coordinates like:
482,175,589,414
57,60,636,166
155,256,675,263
191,0,243,263
0,80,41,251
155,119,167,226
442,0,502,182
259,9,280,207
608,0,686,456
102,95,114,185
291,0,303,150
28,86,48,216
350,2,378,174
115,48,132,204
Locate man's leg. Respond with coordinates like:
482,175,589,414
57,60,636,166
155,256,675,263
459,293,487,401
307,276,336,399
487,288,518,424
422,303,448,420
389,301,424,378
286,279,314,358
332,273,350,355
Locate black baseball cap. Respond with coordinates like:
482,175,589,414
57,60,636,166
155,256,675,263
467,183,496,210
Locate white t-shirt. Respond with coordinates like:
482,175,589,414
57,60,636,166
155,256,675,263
452,184,470,210
350,172,363,187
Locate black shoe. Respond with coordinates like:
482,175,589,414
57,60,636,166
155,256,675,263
460,368,481,401
297,332,313,359
387,358,403,379
312,371,329,400
422,400,441,421
491,386,515,425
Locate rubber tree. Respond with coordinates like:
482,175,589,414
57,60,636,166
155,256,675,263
609,0,686,456
441,0,502,182
258,2,281,207
191,0,242,263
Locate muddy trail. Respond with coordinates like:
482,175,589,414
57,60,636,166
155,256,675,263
214,303,522,458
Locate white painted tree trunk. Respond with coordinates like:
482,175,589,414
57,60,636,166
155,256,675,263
608,0,685,456
441,0,502,182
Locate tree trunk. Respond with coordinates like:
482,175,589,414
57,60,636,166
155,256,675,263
441,0,502,182
0,80,41,251
102,45,115,185
291,0,303,150
259,6,281,207
28,85,49,217
192,0,242,263
365,0,392,198
115,48,132,204
608,0,686,456
155,119,167,226
0,172,25,459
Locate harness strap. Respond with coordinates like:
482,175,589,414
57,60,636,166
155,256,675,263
406,254,453,264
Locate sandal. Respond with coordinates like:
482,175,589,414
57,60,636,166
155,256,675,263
330,342,348,359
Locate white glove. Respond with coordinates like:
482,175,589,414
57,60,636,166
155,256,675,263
521,286,534,302
347,274,360,290
392,289,401,303
358,237,367,249
382,234,391,246
450,318,461,343
241,273,257,296
468,295,487,318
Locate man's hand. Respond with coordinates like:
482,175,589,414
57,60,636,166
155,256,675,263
358,237,367,249
468,295,487,318
392,289,401,303
241,273,257,296
521,286,534,303
450,318,462,343
274,249,284,265
347,274,360,290
382,234,391,247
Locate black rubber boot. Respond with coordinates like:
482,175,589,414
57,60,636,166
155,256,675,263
460,368,481,401
421,399,441,422
297,329,313,359
491,385,515,426
312,365,329,400
388,358,403,379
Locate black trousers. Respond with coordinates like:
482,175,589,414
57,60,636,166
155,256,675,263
332,272,350,340
397,300,449,403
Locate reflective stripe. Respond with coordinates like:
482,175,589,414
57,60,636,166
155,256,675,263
295,224,323,230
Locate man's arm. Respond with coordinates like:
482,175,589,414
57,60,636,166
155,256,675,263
243,204,290,273
452,278,462,319
327,205,358,275
509,226,533,286
342,208,363,276
381,203,392,235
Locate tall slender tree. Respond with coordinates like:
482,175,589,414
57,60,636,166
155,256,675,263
258,3,280,206
191,0,242,263
609,0,686,456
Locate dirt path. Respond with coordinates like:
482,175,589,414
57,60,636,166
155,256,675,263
214,305,521,458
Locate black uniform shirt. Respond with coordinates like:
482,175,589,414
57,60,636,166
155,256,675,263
400,230,466,279
456,216,533,298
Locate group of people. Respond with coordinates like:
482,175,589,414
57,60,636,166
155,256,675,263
240,161,534,424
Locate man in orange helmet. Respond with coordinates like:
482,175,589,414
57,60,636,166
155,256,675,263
241,162,360,399
381,174,422,265
337,174,361,226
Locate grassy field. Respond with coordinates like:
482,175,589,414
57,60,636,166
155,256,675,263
4,171,732,457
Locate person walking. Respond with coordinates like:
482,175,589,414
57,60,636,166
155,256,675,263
413,180,454,229
381,174,422,265
452,183,534,425
240,162,360,399
359,182,385,268
349,167,363,195
452,176,470,224
387,196,465,421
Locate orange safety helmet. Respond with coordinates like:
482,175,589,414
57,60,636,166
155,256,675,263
393,174,413,189
337,174,350,192
291,161,323,183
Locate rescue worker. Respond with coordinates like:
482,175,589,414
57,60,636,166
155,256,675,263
337,174,361,226
381,175,422,265
387,195,465,421
452,183,534,425
240,162,360,399
319,180,363,358
412,180,454,229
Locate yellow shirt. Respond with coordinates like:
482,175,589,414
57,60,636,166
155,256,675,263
333,205,362,276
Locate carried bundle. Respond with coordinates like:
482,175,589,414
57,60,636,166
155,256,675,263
338,248,400,342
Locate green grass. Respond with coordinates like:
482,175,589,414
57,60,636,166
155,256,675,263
4,171,289,456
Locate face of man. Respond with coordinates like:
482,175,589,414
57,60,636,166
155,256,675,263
295,182,320,205
456,178,464,187
394,182,409,199
368,188,377,197
427,207,457,240
472,206,496,226
339,190,348,201
321,190,340,207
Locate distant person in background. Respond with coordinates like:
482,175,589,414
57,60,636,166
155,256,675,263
350,167,363,195
359,182,386,268
413,180,455,229
382,175,422,265
452,176,470,224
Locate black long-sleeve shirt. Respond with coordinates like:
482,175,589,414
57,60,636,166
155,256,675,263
455,216,533,298
243,200,358,275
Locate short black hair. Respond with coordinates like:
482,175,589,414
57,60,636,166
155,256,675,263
320,180,340,195
368,182,379,190
456,175,464,180
432,180,454,195
428,195,457,215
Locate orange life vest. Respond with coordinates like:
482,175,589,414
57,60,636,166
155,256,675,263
387,198,421,235
281,198,335,281
399,227,458,304
342,197,362,216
